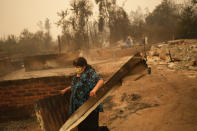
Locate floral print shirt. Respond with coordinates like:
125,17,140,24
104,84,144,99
69,65,103,115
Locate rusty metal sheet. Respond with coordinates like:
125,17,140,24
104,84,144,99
35,94,70,131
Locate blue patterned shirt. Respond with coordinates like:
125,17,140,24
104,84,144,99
69,65,103,115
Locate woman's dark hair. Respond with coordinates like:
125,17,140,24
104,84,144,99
73,57,87,67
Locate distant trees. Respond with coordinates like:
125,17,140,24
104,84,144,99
129,0,197,43
57,0,131,50
56,0,196,48
108,6,131,43
19,28,53,56
0,18,54,57
2,0,197,58
144,0,178,42
0,35,19,55
89,0,131,44
129,6,146,41
176,1,197,38
57,0,93,50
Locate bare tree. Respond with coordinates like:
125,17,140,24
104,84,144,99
95,0,130,44
57,0,93,50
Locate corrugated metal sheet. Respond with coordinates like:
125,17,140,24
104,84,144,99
35,94,70,131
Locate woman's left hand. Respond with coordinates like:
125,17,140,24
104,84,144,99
90,79,104,97
90,89,97,97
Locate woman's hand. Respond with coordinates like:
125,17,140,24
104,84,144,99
90,79,104,97
60,89,66,95
89,89,97,97
60,86,71,95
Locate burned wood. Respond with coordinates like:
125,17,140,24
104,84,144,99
168,49,174,62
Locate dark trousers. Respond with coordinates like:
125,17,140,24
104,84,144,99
78,111,99,131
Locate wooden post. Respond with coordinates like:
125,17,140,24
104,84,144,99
58,36,62,54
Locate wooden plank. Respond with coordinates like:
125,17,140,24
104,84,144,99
60,53,148,131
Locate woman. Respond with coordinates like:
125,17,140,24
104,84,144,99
60,57,104,131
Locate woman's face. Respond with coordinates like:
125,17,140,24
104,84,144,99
75,66,86,74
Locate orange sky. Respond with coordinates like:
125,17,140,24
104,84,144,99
0,0,163,39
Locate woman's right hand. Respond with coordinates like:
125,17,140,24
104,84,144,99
60,86,71,95
60,89,66,95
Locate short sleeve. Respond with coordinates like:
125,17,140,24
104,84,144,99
86,68,102,90
91,69,102,82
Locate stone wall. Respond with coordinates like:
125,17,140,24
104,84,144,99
0,58,22,77
148,39,197,70
24,52,80,71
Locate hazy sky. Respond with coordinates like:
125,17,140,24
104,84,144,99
0,0,162,39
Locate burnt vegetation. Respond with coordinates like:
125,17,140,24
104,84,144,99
1,0,197,57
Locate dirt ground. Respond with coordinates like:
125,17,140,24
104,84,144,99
1,59,197,131
100,64,197,131
0,118,41,131
0,45,197,131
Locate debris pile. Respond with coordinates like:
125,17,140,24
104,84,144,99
147,39,197,71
